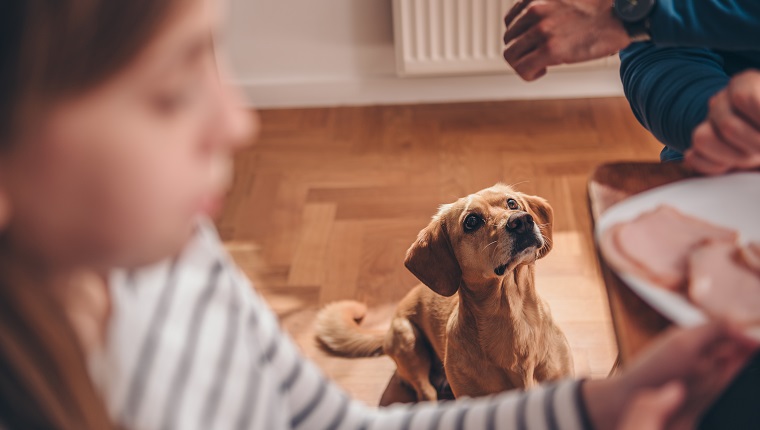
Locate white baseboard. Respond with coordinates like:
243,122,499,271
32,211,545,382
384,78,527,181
235,66,624,109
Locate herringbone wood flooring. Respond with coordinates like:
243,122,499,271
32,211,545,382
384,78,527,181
217,97,664,405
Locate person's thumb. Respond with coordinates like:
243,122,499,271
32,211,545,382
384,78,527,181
618,382,685,430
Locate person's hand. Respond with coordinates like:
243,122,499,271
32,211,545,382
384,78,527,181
503,0,631,81
617,382,685,430
685,70,760,175
583,322,758,430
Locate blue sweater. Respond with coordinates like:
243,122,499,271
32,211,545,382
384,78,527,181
620,0,760,161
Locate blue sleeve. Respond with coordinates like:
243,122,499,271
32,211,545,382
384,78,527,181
620,43,730,153
650,0,760,49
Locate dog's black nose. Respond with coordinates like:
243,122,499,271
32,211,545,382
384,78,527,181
506,212,534,234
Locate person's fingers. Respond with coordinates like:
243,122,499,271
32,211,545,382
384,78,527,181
681,342,756,414
692,118,743,163
707,91,760,157
503,27,544,66
684,148,732,175
695,125,746,166
718,322,760,352
532,68,547,80
714,336,758,370
685,328,758,393
686,125,733,175
504,0,531,29
511,47,554,81
503,1,548,44
628,323,726,384
618,382,685,430
727,71,760,127
714,353,753,388
704,341,748,375
687,324,758,384
665,322,736,357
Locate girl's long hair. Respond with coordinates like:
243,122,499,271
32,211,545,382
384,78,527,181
0,1,181,428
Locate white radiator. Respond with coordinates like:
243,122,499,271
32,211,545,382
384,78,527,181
392,0,614,77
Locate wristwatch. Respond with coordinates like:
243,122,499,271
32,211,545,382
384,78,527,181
613,0,656,42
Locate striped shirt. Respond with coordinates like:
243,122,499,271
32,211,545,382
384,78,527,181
91,219,592,430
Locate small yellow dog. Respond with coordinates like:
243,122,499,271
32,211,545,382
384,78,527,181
316,184,573,400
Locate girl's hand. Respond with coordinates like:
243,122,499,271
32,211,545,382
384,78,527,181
584,322,758,430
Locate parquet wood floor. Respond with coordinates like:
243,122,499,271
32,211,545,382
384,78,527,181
217,97,664,405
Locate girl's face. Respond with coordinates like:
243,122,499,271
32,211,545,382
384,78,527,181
1,0,256,268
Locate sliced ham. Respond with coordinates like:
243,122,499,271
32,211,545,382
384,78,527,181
688,241,760,325
599,223,650,284
601,205,738,291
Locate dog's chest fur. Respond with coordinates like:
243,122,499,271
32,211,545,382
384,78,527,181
442,266,556,388
460,303,546,359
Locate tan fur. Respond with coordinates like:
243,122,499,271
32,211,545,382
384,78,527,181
315,184,574,400
315,301,384,357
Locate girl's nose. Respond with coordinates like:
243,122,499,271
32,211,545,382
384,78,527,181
206,54,258,151
216,83,258,150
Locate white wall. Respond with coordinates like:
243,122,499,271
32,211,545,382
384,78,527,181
224,0,624,108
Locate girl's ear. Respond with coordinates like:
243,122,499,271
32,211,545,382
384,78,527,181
521,194,553,259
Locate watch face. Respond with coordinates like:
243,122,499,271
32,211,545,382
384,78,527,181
615,0,655,22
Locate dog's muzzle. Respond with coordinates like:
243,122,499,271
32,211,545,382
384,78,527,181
494,212,544,276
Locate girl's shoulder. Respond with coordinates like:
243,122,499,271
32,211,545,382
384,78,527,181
99,218,281,429
109,217,265,312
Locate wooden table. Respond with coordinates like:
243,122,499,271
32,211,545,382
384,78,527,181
587,161,698,363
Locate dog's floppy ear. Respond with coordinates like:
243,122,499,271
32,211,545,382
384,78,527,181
522,194,554,259
404,213,462,297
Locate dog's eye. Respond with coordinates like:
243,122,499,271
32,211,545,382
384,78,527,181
507,198,520,210
463,214,482,232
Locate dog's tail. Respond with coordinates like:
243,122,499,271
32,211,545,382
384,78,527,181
315,301,386,358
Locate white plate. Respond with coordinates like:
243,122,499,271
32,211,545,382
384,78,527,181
595,172,760,337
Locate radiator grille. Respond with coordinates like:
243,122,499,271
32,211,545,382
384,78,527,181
392,0,612,77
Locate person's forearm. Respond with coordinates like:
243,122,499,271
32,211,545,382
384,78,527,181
620,44,730,153
311,377,590,430
650,0,760,50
